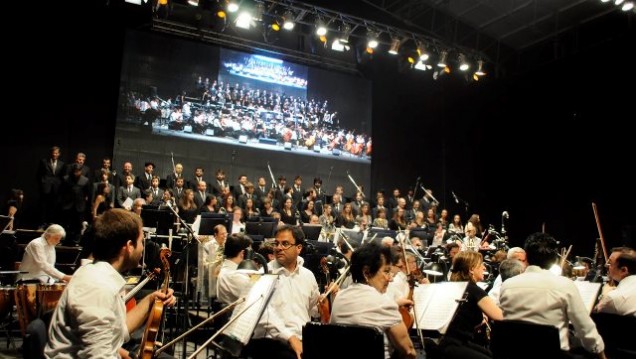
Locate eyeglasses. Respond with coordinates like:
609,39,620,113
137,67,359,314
274,240,297,250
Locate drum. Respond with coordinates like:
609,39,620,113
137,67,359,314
0,286,15,319
14,283,37,336
37,283,66,315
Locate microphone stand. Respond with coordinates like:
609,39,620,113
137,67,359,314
324,166,333,202
165,204,201,359
154,297,245,356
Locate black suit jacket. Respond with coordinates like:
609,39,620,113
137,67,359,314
37,158,65,194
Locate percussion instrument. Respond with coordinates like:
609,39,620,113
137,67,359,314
37,283,66,315
0,286,15,319
14,282,67,336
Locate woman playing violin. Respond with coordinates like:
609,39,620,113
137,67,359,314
330,243,416,359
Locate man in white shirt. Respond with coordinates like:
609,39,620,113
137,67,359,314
45,209,175,359
216,233,254,305
18,224,72,283
248,225,319,359
595,247,636,316
500,232,606,358
488,247,528,305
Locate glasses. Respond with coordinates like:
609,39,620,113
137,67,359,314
383,269,395,278
274,240,297,250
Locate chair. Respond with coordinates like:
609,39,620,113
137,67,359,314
302,322,384,359
591,312,636,359
490,320,567,359
23,318,47,359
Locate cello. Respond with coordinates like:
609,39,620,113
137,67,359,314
139,248,171,359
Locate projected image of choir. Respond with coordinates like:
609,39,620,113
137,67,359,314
120,79,372,159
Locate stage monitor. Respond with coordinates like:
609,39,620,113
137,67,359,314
245,220,278,239
140,206,174,235
300,224,322,241
199,213,232,235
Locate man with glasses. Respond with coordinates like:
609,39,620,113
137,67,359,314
595,246,635,315
248,225,320,359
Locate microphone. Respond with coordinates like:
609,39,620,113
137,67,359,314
451,191,459,204
502,211,509,219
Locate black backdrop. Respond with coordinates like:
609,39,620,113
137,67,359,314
2,1,634,257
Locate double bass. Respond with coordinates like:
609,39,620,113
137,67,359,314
139,248,171,359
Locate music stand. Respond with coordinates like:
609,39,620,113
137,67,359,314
140,206,174,235
199,213,232,235
245,221,277,239
300,225,321,241
0,216,12,232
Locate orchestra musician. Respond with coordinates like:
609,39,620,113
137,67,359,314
45,209,176,359
330,242,416,359
595,246,635,316
17,224,72,284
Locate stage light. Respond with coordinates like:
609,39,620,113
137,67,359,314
282,10,295,30
601,0,611,2
270,20,280,31
187,0,199,5
227,0,239,12
416,42,429,61
615,0,624,5
331,39,350,52
235,11,253,29
474,60,486,76
367,31,379,49
388,38,400,55
414,61,432,71
458,53,470,71
622,1,634,10
159,0,168,5
253,2,265,22
315,19,327,36
437,50,448,67
338,23,352,44
319,35,327,43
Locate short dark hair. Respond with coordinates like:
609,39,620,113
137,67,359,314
224,233,253,259
524,232,559,269
275,224,306,247
93,209,142,262
350,242,393,283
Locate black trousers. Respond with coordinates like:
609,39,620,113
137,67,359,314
245,338,296,359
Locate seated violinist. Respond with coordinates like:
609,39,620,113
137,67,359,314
330,242,416,359
45,209,176,359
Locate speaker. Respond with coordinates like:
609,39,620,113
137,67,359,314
205,129,214,136
183,125,193,133
332,149,340,156
259,137,277,145
313,145,320,153
238,135,248,143
284,142,292,150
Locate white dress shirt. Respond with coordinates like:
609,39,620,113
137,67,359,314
253,257,319,342
596,275,636,316
18,236,66,283
331,283,402,359
217,259,252,305
500,265,604,353
45,262,129,358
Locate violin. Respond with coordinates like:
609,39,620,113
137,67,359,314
318,257,331,323
139,248,171,359
398,235,415,329
124,269,160,312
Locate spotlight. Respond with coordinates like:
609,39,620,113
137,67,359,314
227,0,239,12
367,31,379,49
338,23,352,44
615,0,624,4
235,11,253,29
437,50,448,67
282,10,295,30
622,1,634,10
315,19,328,36
474,60,486,76
187,0,198,5
458,53,470,71
270,20,280,31
416,42,429,61
388,38,401,55
159,0,168,4
414,61,432,71
331,39,350,52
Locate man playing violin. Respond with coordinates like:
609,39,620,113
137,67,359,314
45,209,176,359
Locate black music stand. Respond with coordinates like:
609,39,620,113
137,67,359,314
140,206,174,235
245,217,278,239
300,224,321,241
199,213,232,235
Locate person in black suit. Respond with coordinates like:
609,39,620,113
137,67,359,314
210,168,228,197
61,164,90,245
117,174,141,210
36,146,65,227
92,157,113,184
165,162,184,190
193,180,210,209
291,175,303,209
65,152,91,181
189,167,207,191
135,162,155,192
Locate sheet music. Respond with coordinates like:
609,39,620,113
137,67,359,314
573,280,601,314
413,281,468,334
122,197,133,210
223,274,278,345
